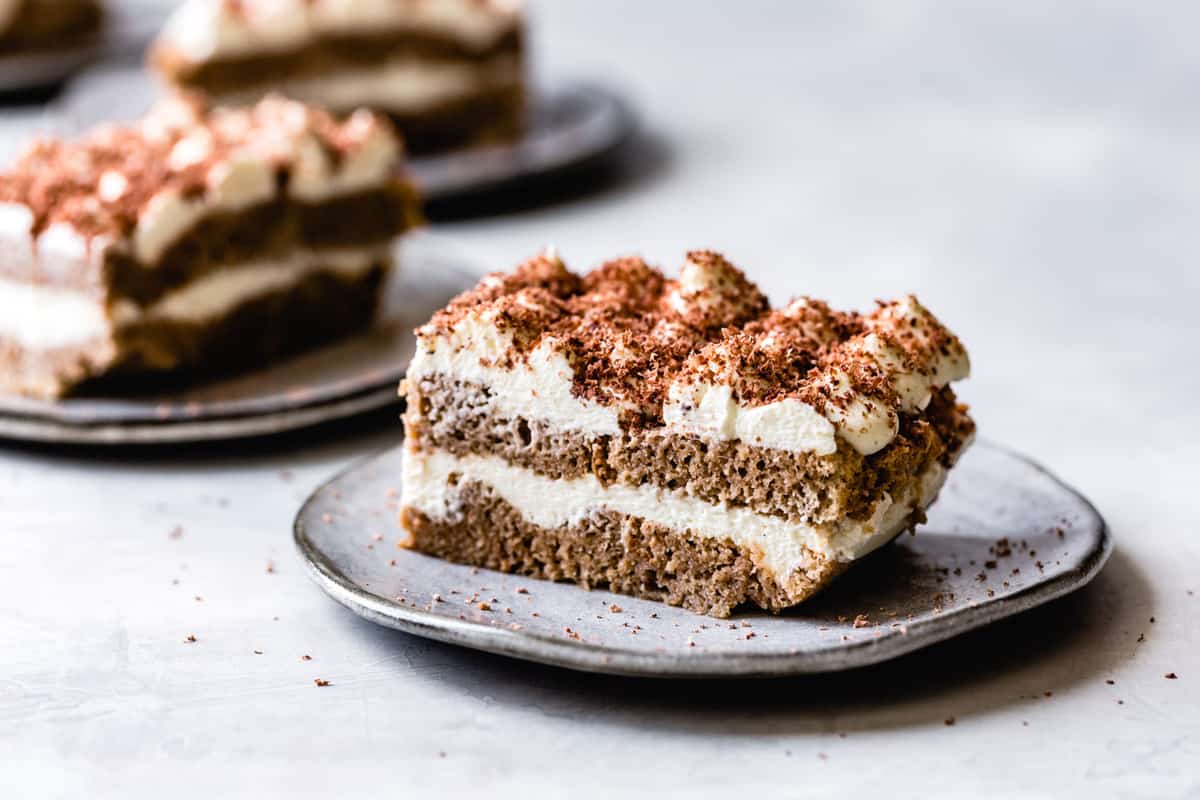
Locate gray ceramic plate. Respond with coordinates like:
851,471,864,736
294,441,1111,678
57,69,634,202
0,41,103,93
0,233,477,444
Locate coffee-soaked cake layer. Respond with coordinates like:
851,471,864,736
0,0,104,54
2,258,387,398
402,481,841,618
405,373,973,525
151,0,526,153
0,95,418,398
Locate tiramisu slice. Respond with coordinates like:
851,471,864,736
0,95,420,399
0,0,104,56
399,251,975,617
150,0,525,154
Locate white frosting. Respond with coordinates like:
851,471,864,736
664,382,838,455
214,56,519,115
401,448,948,579
289,111,402,200
665,298,968,456
412,301,968,456
0,203,36,276
159,0,522,63
0,276,111,349
408,311,622,436
113,244,389,325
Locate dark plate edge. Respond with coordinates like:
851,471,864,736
0,384,400,445
293,440,1112,679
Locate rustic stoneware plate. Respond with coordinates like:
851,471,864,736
294,441,1111,678
0,233,478,444
57,69,635,202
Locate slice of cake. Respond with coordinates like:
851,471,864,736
0,0,104,57
0,95,420,399
399,250,975,617
150,0,525,154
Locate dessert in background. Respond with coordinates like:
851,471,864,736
0,95,421,399
0,0,104,56
150,0,526,154
398,250,975,617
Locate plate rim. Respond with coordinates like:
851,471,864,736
293,439,1113,678
0,383,401,445
0,39,104,92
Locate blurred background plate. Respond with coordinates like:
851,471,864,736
56,68,636,202
0,41,105,94
0,232,479,444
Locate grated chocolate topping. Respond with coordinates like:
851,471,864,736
0,94,403,239
420,250,969,429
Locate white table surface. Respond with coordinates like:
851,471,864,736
2,2,1198,797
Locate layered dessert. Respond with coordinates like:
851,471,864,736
0,95,420,399
399,250,975,617
0,0,104,56
150,0,525,154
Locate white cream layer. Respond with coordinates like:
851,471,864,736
160,0,522,63
401,448,948,580
215,56,520,115
0,275,111,350
0,244,389,350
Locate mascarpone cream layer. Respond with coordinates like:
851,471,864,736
667,296,970,455
160,0,522,63
401,447,948,579
0,244,389,350
214,56,520,114
407,296,969,457
0,274,111,349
